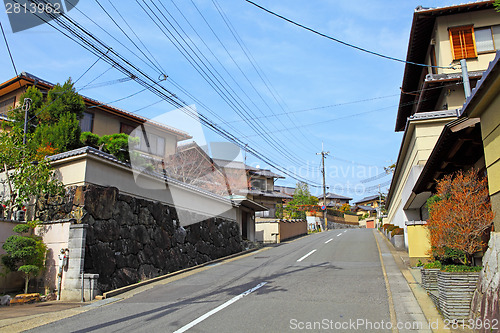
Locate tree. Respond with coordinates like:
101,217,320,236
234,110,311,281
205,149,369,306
9,79,85,156
284,182,318,219
426,169,495,266
339,203,351,213
0,126,64,220
2,222,47,294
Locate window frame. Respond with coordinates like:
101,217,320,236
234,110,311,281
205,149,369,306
474,25,500,54
0,96,16,115
132,129,166,157
474,26,496,54
79,111,94,133
448,25,478,60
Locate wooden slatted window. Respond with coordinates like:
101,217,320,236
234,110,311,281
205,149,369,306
449,25,477,60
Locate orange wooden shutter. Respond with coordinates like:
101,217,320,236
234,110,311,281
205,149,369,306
449,25,477,60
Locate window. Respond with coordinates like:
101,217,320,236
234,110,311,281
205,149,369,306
449,25,477,60
133,129,166,156
474,25,500,53
79,112,94,132
475,27,494,52
0,97,15,115
120,123,135,135
251,179,266,191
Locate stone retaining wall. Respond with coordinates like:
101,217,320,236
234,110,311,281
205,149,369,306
328,221,360,229
471,232,500,332
37,184,243,293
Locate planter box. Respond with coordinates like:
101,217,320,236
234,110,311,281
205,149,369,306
421,268,440,292
392,234,404,250
438,271,480,321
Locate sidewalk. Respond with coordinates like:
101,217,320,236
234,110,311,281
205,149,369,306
374,229,471,333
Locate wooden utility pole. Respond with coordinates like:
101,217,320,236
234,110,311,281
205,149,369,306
317,143,329,231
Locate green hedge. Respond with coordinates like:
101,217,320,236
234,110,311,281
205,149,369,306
441,265,482,272
423,261,442,269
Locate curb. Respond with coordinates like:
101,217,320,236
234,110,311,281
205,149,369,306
102,232,314,299
102,246,263,299
376,229,464,333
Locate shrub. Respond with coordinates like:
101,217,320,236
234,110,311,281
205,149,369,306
1,222,47,294
423,261,442,269
386,225,397,232
427,169,494,266
391,227,404,237
382,224,394,231
80,132,100,148
441,265,482,273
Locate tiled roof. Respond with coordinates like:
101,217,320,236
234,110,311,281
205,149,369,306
354,195,380,204
274,185,295,195
47,146,234,203
5,72,191,140
248,169,284,179
213,158,284,179
355,205,376,212
317,192,352,200
246,189,292,199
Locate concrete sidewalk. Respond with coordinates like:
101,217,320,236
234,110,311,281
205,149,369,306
374,229,471,333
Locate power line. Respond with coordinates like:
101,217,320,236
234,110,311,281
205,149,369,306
221,82,461,125
23,0,323,187
88,0,315,172
95,0,315,170
1,21,19,78
241,94,444,139
245,0,454,69
211,0,318,149
136,0,308,168
77,77,132,90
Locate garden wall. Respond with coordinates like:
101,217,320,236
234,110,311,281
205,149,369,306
37,184,243,293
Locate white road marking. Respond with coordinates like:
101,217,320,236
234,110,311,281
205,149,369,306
173,282,267,333
336,234,342,237
297,249,317,262
324,238,333,244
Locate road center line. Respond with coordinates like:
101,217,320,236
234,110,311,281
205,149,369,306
324,238,333,244
297,249,317,262
173,282,267,333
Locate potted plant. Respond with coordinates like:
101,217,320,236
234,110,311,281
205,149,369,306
391,227,404,250
385,224,396,240
426,170,494,321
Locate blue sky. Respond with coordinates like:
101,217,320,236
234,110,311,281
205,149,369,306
0,0,462,200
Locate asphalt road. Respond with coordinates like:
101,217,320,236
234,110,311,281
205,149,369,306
31,229,396,332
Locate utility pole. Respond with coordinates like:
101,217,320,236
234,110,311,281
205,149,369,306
317,143,329,231
460,59,472,99
22,98,32,145
377,184,381,227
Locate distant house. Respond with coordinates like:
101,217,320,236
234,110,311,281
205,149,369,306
214,159,292,218
317,192,352,208
354,195,383,209
0,72,192,160
352,205,377,217
274,185,295,205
